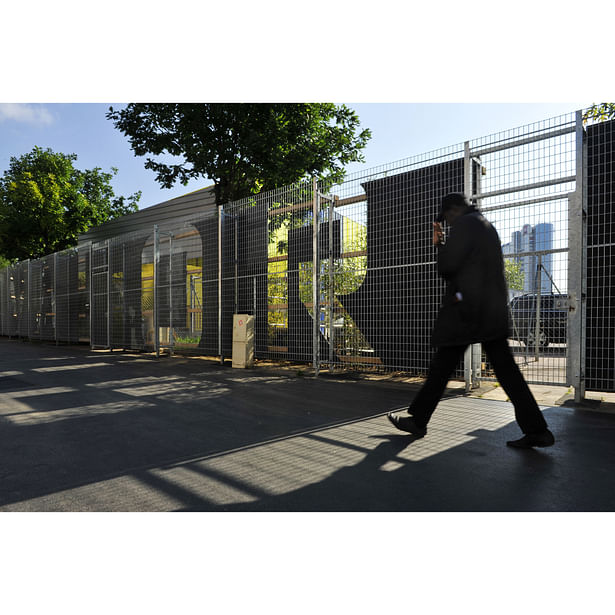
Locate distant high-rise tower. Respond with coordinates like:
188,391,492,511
502,223,554,293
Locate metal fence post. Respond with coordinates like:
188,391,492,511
67,252,71,344
328,194,335,372
88,244,93,348
121,243,126,350
169,233,174,357
234,217,239,315
106,241,111,351
534,255,542,362
27,260,31,340
153,225,160,358
568,110,587,401
53,252,58,345
253,276,257,322
3,268,6,337
218,207,223,365
2,267,6,337
312,177,320,377
463,140,480,392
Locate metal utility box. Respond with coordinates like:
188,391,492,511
232,314,254,367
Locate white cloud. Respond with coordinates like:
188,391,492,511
0,103,54,125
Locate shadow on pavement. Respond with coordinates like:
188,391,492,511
3,339,615,512
0,339,416,509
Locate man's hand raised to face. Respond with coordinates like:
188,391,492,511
432,221,444,246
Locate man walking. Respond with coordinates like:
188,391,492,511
387,193,555,448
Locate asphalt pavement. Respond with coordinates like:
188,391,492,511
1,338,615,511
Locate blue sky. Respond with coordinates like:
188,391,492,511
0,102,588,210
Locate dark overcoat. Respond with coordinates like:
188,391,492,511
431,207,510,347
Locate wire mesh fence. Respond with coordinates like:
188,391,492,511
317,144,469,378
585,116,615,392
1,109,615,394
469,112,577,387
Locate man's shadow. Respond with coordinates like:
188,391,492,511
181,432,423,512
178,420,565,512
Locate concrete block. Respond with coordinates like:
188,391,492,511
232,341,254,368
233,314,254,343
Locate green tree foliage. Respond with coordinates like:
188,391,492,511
0,147,141,261
106,103,372,206
583,103,615,123
504,258,525,292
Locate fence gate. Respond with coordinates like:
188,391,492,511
465,112,580,389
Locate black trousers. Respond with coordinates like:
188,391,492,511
409,338,548,435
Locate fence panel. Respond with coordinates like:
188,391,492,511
90,241,109,348
74,245,90,344
163,218,206,353
55,249,72,342
318,145,469,377
16,260,30,338
585,117,615,391
3,264,19,337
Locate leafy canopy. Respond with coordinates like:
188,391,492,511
106,103,372,206
0,146,140,261
583,103,615,123
504,259,525,292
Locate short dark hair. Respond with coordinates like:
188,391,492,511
437,192,470,221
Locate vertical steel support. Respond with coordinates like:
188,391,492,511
122,244,126,349
6,268,9,338
234,217,239,315
4,268,7,337
218,207,223,365
568,110,587,401
328,195,335,372
153,225,160,358
27,260,31,340
38,263,42,341
189,276,194,334
53,252,58,345
253,276,257,319
2,268,6,337
67,253,71,344
6,267,9,337
169,234,174,356
463,141,479,392
106,241,111,351
3,268,6,336
88,244,93,348
534,255,542,362
312,177,319,377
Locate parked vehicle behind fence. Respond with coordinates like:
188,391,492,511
508,293,568,349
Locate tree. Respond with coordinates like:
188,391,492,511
583,103,615,123
0,147,141,261
504,259,525,292
106,103,372,206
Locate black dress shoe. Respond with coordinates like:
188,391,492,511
387,412,427,437
506,429,555,449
